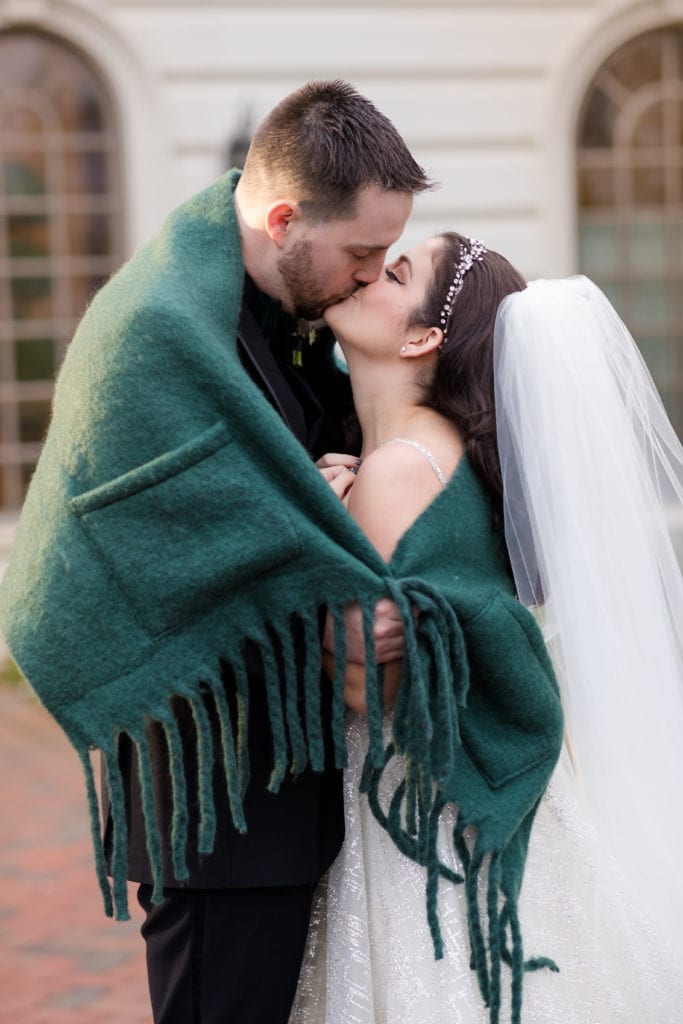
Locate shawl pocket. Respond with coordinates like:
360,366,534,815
459,591,563,791
71,422,303,637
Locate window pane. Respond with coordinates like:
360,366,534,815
2,153,46,195
609,34,662,92
578,167,616,208
64,151,108,194
15,338,56,381
632,167,667,205
8,214,50,257
0,34,47,89
632,102,665,147
580,87,617,148
66,212,112,256
70,275,107,317
624,222,668,271
18,400,51,443
52,80,106,132
630,280,671,324
2,108,42,133
578,223,621,272
11,277,52,319
636,336,675,377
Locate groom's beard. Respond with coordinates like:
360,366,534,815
278,240,355,321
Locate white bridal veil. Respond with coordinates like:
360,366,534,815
493,276,683,957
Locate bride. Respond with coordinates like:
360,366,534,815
289,233,683,1022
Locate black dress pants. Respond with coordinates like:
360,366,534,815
138,882,316,1024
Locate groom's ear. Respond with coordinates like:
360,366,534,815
265,200,299,247
400,325,444,358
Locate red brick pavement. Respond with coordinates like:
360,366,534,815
0,685,151,1024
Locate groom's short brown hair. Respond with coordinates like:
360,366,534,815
240,80,434,221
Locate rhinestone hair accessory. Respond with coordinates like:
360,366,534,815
439,238,488,329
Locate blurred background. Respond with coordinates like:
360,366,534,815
1,0,683,569
1,4,682,1020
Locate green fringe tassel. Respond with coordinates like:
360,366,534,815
487,854,503,1023
189,694,216,855
330,606,349,769
260,638,289,793
422,616,456,781
508,895,525,1024
79,747,114,917
404,758,418,838
232,657,251,798
385,580,422,756
133,730,164,905
466,849,491,1005
425,791,447,959
524,955,560,974
361,601,384,769
160,714,190,881
277,620,308,774
102,740,130,921
210,683,247,833
302,613,324,771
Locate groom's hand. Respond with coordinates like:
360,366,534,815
371,598,405,662
323,598,405,664
316,452,362,472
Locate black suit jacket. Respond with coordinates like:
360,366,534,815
103,281,345,889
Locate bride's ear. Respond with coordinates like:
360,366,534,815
399,326,444,359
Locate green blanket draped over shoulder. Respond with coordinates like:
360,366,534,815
0,171,563,1024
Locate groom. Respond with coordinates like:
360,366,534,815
106,81,432,1022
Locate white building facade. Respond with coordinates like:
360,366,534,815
0,0,682,561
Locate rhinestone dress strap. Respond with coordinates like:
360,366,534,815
378,437,448,487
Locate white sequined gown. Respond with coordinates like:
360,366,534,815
290,711,683,1024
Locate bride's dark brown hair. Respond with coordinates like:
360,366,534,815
412,232,526,532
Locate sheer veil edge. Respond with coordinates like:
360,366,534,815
493,275,683,956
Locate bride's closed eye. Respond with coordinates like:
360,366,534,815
385,269,401,283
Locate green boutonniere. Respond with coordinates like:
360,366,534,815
291,321,321,367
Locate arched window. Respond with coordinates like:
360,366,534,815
0,30,122,508
577,26,683,437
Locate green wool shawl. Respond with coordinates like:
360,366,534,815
0,171,564,1024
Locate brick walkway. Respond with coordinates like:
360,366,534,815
0,684,151,1024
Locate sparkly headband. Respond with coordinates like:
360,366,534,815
439,238,488,329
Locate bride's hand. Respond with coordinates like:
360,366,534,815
318,463,358,499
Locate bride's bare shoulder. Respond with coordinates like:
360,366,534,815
345,443,446,562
